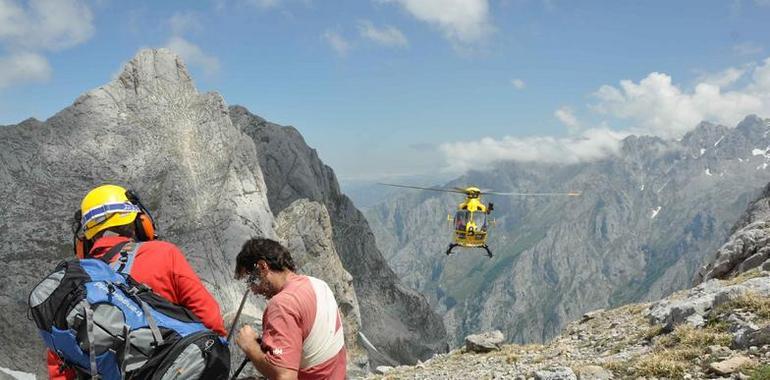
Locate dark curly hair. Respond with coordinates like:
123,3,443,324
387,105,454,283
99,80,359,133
235,238,296,277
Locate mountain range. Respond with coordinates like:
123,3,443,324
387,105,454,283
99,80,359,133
365,115,770,345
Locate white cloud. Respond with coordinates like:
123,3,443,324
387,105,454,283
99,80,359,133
169,11,202,35
0,0,93,89
554,106,580,132
510,78,525,89
358,20,408,48
0,52,51,88
322,30,350,56
165,36,221,77
381,0,493,47
163,12,220,77
439,128,627,172
592,59,770,138
0,0,93,51
734,42,764,56
440,57,770,173
696,66,747,88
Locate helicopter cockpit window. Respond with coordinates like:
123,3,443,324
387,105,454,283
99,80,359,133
476,212,488,232
454,210,470,231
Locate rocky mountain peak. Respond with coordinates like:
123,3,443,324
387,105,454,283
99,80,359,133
112,48,196,96
681,121,730,149
736,114,767,130
619,134,672,162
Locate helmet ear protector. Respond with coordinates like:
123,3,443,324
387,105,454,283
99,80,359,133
73,189,158,258
124,189,158,242
73,209,89,259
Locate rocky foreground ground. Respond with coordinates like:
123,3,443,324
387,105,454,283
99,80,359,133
366,266,770,380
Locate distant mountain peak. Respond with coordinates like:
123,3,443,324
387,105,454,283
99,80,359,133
735,114,769,134
680,121,729,147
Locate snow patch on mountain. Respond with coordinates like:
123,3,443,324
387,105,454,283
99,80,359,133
752,147,770,158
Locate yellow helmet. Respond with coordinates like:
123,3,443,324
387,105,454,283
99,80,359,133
80,184,140,240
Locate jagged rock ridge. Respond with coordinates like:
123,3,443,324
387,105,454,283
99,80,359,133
366,116,770,346
229,106,449,366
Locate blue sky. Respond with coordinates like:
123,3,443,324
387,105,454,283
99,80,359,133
2,0,770,185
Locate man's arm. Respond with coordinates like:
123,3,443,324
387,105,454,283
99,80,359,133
236,325,298,380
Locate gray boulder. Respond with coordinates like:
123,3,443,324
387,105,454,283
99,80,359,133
576,365,613,380
648,277,770,330
464,330,505,353
535,367,578,380
0,49,275,375
695,220,770,284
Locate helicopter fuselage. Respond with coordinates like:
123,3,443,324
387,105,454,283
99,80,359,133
451,196,490,248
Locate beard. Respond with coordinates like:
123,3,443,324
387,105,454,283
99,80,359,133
252,281,278,299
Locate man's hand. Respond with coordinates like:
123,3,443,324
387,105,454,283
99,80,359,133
235,325,261,357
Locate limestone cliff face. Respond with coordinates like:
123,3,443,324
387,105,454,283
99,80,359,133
274,199,368,374
229,106,449,365
366,116,770,346
0,49,275,375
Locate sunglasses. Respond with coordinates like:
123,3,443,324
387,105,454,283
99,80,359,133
245,268,261,286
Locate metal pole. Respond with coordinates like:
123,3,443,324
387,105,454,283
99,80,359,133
226,289,250,344
230,358,249,380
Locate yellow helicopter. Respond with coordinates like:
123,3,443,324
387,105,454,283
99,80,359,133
379,183,581,258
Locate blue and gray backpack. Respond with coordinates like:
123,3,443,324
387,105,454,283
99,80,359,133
29,242,230,379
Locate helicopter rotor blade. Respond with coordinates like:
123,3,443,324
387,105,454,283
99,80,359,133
378,183,467,194
485,191,582,197
453,186,495,193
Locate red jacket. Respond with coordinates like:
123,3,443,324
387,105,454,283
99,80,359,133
47,236,227,379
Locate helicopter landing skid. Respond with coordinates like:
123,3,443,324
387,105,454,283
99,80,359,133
445,244,493,258
481,244,493,258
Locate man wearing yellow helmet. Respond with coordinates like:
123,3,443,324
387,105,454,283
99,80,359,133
47,184,227,380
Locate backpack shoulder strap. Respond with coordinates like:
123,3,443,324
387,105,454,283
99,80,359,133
97,241,131,264
111,242,143,276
